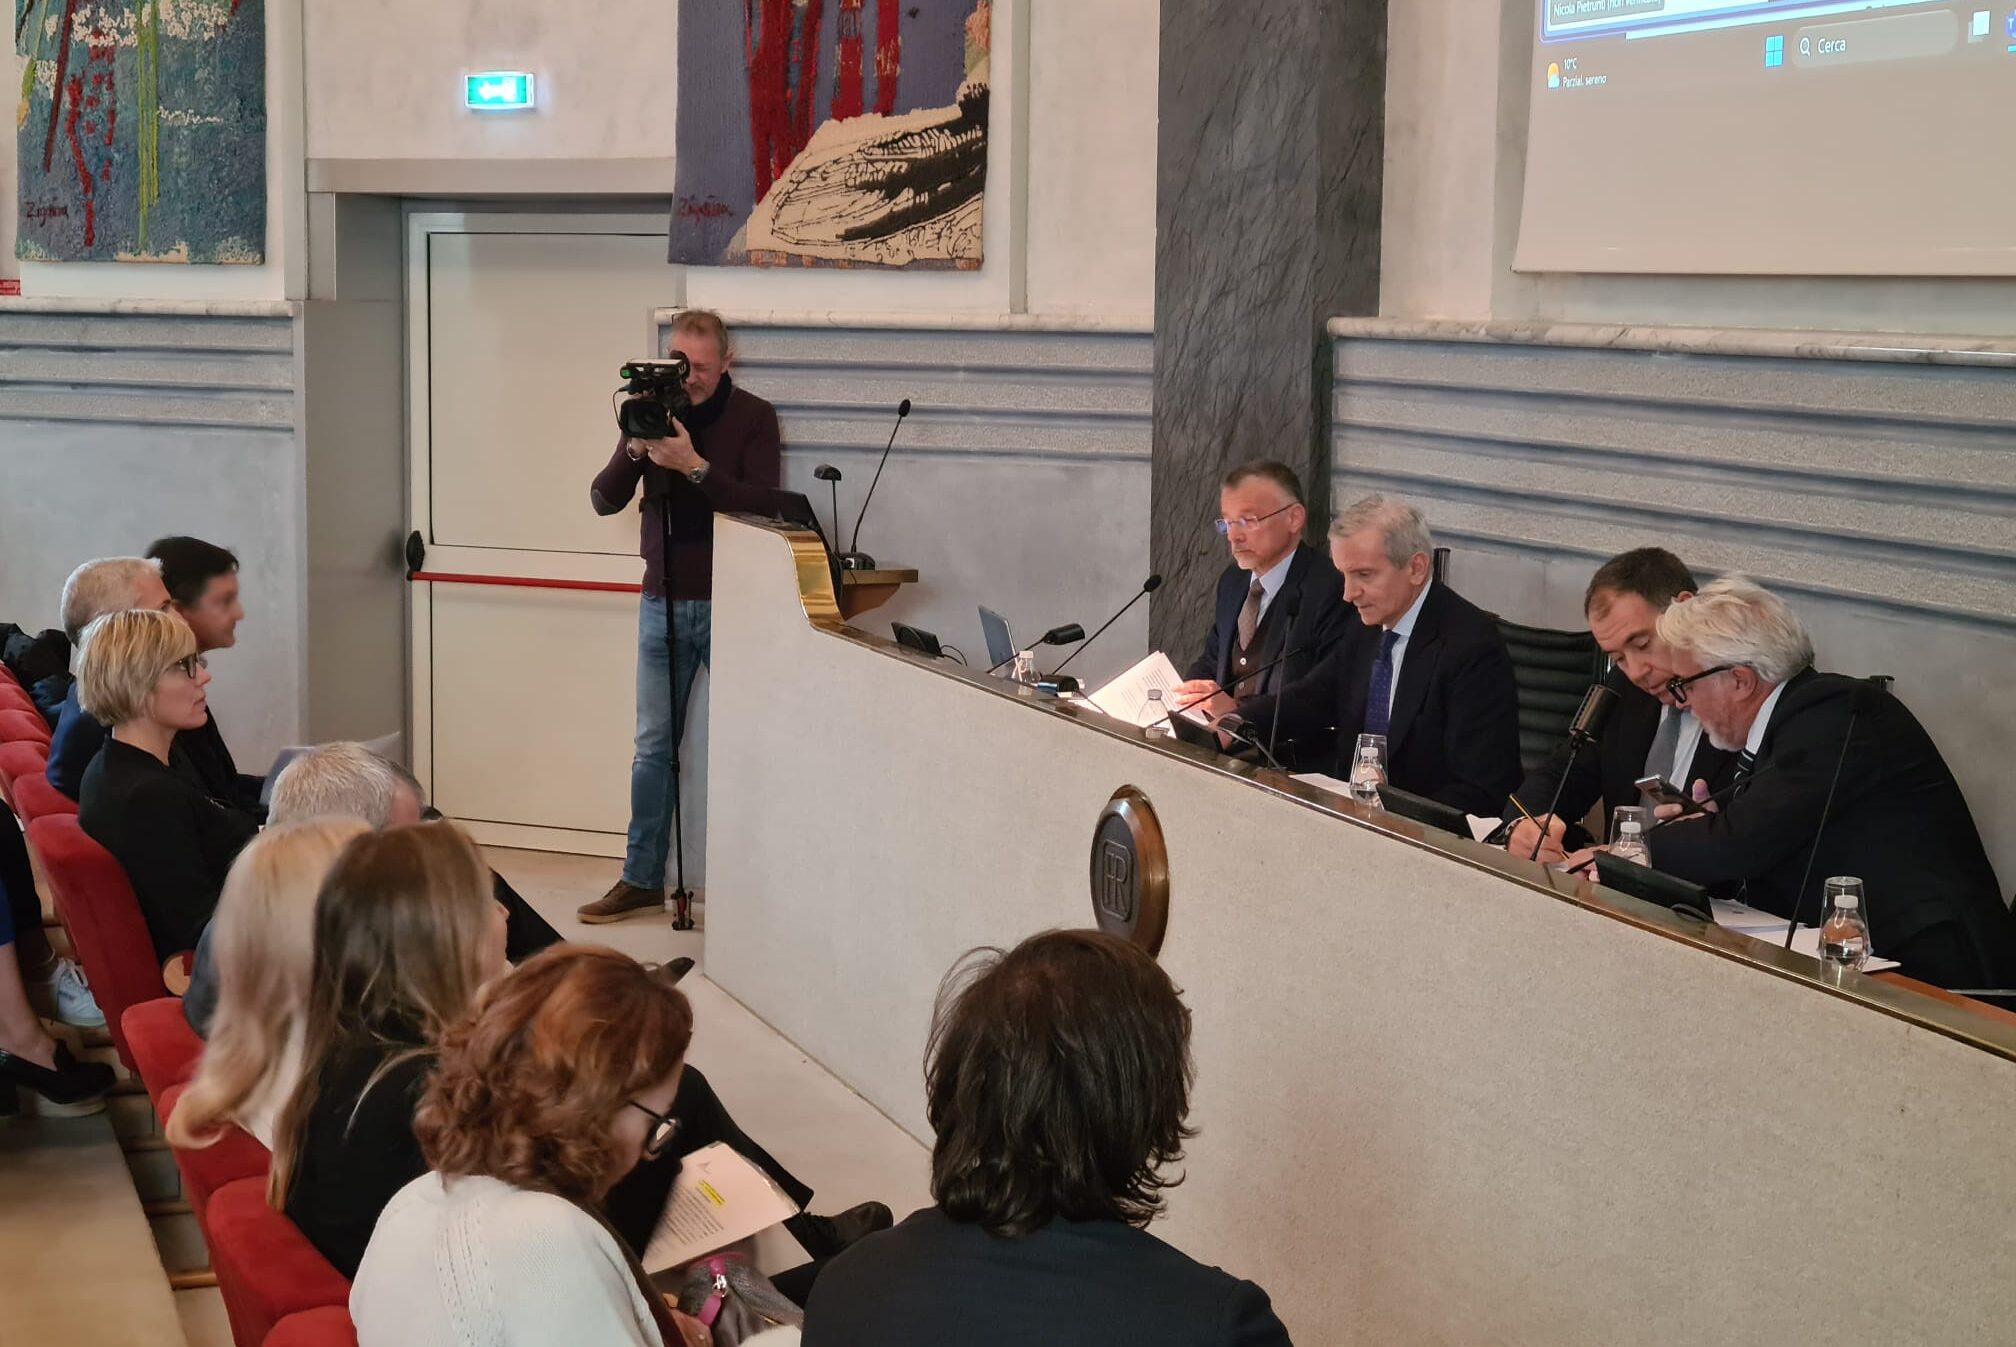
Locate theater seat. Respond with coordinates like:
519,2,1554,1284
155,1080,270,1224
208,1177,353,1347
1494,618,1606,775
264,1307,358,1347
0,740,44,801
10,771,77,823
0,685,38,718
25,815,169,1070
0,707,52,747
124,996,205,1102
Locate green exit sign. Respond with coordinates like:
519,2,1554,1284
465,72,535,111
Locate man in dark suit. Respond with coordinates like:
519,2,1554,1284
1505,547,1738,862
1188,495,1521,815
1170,461,1355,765
1640,577,2016,990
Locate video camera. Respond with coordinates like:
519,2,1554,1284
614,355,692,438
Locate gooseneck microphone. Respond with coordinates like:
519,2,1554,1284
813,464,843,554
1047,574,1164,678
840,399,911,572
985,622,1082,676
1263,587,1305,770
1781,674,1891,950
1529,684,1619,862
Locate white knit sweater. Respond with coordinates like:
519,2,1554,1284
351,1173,665,1347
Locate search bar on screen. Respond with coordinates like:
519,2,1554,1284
1792,9,1959,67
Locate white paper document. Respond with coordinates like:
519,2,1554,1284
643,1142,802,1272
1711,899,1901,972
1087,651,1212,729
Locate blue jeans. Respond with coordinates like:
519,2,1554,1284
624,594,711,890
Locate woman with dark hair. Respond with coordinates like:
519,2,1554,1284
803,929,1292,1347
352,945,740,1347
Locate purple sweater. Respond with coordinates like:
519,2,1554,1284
589,376,784,600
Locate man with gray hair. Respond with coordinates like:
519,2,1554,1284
1190,494,1521,815
45,557,174,798
1639,576,2016,990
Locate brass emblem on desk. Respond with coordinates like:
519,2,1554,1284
1089,786,1169,956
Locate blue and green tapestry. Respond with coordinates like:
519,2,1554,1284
15,0,265,264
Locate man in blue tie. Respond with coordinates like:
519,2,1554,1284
1189,495,1521,815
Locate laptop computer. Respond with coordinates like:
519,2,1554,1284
978,606,1017,671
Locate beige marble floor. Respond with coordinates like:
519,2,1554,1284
11,846,933,1347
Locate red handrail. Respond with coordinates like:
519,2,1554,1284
408,571,642,595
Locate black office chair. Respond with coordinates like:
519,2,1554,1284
1495,617,1606,775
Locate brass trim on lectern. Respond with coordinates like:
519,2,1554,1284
1090,787,1170,956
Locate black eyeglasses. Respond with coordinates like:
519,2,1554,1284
165,654,207,680
1665,664,1735,706
1213,502,1296,536
628,1099,682,1158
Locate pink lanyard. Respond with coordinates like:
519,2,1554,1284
695,1252,748,1328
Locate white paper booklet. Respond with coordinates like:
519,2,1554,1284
643,1142,802,1272
1087,651,1212,729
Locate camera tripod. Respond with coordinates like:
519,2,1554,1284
648,468,699,932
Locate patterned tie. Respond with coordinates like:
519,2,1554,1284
1235,577,1266,651
1644,707,1683,781
1736,748,1757,777
1364,629,1402,737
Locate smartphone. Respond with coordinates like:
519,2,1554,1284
1634,775,1699,813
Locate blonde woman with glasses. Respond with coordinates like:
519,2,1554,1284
75,609,257,962
166,818,369,1151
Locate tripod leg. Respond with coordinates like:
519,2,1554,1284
666,595,696,932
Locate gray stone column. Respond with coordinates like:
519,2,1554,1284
1150,0,1385,653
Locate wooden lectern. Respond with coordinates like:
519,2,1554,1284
838,567,919,620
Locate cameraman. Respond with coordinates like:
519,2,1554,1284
582,309,783,923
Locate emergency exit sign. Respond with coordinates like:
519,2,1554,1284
465,72,535,111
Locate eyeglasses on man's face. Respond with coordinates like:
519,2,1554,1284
627,1099,682,1158
1665,663,1735,706
1214,502,1296,536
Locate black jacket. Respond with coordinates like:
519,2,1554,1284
1506,667,1739,849
1237,581,1523,815
803,1206,1292,1347
284,1036,434,1280
1648,670,2016,986
50,682,263,816
77,738,258,959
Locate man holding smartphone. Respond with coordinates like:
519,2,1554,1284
1504,548,1738,862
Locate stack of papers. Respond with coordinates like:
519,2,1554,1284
1711,899,1900,972
1086,652,1213,730
643,1142,802,1272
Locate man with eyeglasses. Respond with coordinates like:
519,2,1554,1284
1618,576,2015,991
1503,548,1738,863
1169,461,1353,764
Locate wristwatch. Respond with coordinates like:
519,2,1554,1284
685,461,711,485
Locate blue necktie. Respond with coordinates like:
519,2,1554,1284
1364,629,1401,737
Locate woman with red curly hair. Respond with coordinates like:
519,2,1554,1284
351,944,716,1346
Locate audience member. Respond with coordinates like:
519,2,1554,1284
274,821,882,1283
145,536,263,813
353,946,720,1347
165,819,366,1151
1504,547,1738,861
181,742,563,1036
74,610,257,960
0,784,99,1030
46,556,172,799
1189,495,1520,813
804,929,1292,1347
1170,461,1355,766
1630,577,2016,989
0,796,115,1113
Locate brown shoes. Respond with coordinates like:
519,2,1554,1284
577,880,667,924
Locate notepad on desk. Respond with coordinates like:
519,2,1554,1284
1711,899,1900,972
643,1142,802,1273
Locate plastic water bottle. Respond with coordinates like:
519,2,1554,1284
1350,744,1385,806
1010,649,1037,685
1143,688,1174,739
1610,815,1651,866
1818,877,1871,972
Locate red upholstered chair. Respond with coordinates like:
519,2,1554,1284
155,1080,270,1224
0,685,38,718
0,708,51,747
123,996,205,1102
208,1177,353,1347
0,740,44,802
24,815,169,1070
264,1308,358,1347
10,772,77,824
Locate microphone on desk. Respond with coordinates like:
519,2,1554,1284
1263,587,1305,770
1047,574,1164,680
813,464,844,555
838,398,912,573
1141,635,1328,770
1529,684,1618,862
984,622,1084,677
1780,674,1891,950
